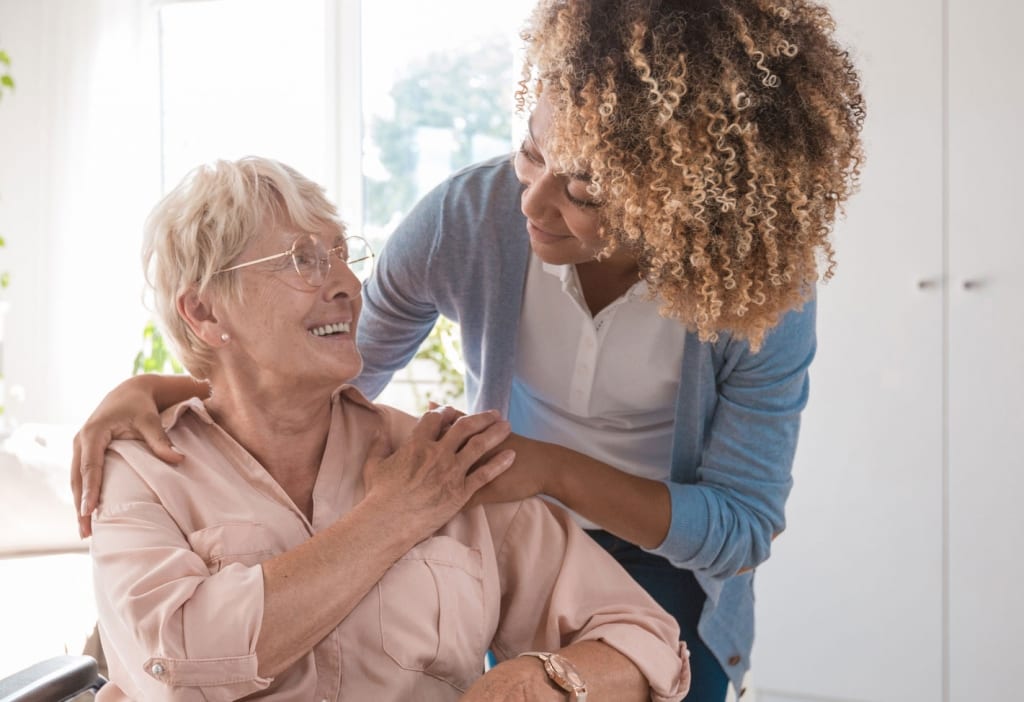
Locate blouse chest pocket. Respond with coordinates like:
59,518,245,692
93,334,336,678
186,523,277,574
378,535,487,691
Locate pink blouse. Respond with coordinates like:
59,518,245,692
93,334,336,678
91,386,690,701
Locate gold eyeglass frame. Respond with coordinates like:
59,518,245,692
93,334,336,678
217,233,375,288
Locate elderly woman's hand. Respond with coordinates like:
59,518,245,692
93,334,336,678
458,657,565,702
363,407,516,533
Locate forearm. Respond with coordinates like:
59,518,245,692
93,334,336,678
137,373,209,410
256,493,432,676
466,640,649,702
507,435,671,549
557,640,649,701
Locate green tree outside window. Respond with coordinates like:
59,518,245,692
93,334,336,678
367,39,517,408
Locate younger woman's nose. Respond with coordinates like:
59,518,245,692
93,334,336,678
520,171,564,222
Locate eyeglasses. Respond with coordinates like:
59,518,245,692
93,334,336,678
217,233,375,288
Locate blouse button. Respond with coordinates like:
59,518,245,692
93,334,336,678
150,663,165,676
727,655,742,666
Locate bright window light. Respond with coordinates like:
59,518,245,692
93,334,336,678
159,0,329,190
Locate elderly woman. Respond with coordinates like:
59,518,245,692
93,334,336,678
90,157,690,702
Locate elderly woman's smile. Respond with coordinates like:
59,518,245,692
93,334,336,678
309,321,352,337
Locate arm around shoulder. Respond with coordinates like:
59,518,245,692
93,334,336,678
353,182,449,399
73,373,206,536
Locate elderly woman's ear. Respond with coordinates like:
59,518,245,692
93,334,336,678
177,288,227,347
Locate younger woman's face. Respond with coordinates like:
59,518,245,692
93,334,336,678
513,95,607,265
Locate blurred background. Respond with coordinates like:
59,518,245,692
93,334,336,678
0,1,1020,701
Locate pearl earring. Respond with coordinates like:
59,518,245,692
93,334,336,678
220,333,230,342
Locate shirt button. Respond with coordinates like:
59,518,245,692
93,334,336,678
728,655,742,666
150,663,165,675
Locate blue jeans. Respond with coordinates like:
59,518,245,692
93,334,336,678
587,529,730,702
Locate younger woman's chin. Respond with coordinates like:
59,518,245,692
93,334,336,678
528,240,596,267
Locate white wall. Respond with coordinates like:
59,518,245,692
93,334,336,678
0,0,159,427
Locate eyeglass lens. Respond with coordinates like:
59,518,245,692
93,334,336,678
290,234,374,287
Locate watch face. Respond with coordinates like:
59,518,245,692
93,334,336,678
546,654,586,692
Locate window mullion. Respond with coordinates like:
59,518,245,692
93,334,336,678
325,0,364,231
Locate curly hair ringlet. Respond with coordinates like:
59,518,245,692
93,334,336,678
518,0,865,351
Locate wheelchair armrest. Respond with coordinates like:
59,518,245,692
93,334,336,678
0,655,105,702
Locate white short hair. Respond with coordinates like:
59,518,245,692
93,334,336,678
142,156,345,378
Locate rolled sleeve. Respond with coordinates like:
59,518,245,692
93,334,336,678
573,625,691,702
490,498,690,701
92,458,271,701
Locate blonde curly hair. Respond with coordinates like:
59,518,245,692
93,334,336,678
519,0,865,350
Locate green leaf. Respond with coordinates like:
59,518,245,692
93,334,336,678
0,235,6,247
0,51,9,65
133,319,185,375
0,75,13,89
0,272,10,289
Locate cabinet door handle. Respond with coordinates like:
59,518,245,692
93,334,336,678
917,278,940,290
962,279,985,291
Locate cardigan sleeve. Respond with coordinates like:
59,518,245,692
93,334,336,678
353,181,447,400
648,298,816,580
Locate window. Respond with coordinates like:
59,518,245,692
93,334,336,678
360,0,532,242
159,0,331,190
158,0,536,410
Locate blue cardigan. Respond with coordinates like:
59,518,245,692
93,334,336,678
355,155,816,690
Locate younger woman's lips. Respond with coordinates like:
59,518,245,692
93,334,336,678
527,220,570,245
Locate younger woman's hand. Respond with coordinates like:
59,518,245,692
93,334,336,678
362,407,516,533
426,402,549,509
72,376,185,538
464,434,548,508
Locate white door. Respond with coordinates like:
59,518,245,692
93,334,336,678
947,1,1024,699
751,1,946,700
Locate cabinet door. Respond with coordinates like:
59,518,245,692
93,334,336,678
948,1,1024,699
751,1,945,700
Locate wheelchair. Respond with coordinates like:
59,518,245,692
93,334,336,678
0,655,105,702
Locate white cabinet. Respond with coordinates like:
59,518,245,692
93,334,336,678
750,1,1023,701
947,1,1024,700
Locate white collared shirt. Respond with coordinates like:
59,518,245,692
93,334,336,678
508,254,688,529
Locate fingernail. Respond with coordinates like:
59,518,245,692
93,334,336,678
170,445,185,455
80,497,91,517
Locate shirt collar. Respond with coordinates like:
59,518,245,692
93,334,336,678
539,258,649,298
159,384,375,432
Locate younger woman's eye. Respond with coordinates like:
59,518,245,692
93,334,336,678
566,182,602,209
518,142,543,165
566,193,600,209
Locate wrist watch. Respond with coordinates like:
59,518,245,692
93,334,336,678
518,651,588,701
